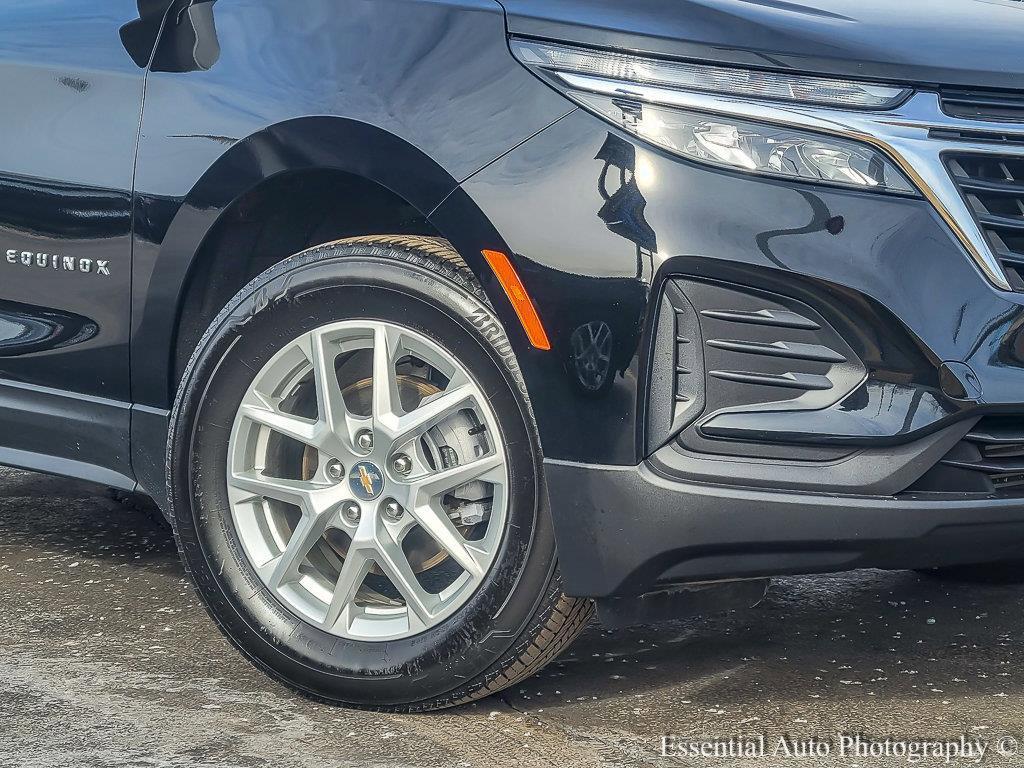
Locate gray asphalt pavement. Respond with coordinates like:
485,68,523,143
1,466,1022,767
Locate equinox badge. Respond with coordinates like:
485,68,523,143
5,249,110,276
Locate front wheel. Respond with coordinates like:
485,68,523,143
167,236,592,710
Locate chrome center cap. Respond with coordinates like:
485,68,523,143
349,461,385,501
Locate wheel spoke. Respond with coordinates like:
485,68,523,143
373,527,436,625
414,452,504,498
410,499,486,579
322,546,372,629
260,512,333,590
387,384,476,447
304,329,346,431
228,470,326,513
371,323,403,427
238,399,323,449
295,328,371,456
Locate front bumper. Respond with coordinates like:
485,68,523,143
548,457,1024,598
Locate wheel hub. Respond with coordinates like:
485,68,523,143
348,461,385,500
303,374,484,575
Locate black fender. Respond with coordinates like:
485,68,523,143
130,116,524,408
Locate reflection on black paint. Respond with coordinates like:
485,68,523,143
997,311,1024,367
57,75,90,93
120,0,175,68
755,189,836,269
0,176,129,240
596,135,657,257
569,320,613,393
561,133,655,396
154,0,220,72
121,0,220,73
0,300,98,357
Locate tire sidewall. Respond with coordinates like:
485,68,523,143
169,244,555,707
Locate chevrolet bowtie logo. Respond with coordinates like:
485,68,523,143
358,465,374,496
349,461,384,500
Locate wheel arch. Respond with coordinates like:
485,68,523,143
132,115,521,408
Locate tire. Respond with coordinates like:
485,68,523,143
167,235,592,711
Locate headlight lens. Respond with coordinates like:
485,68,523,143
577,93,916,194
511,39,911,110
512,38,917,195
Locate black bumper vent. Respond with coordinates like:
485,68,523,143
701,307,847,395
905,416,1024,496
945,153,1024,288
940,88,1024,123
646,276,866,459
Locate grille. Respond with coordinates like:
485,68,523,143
940,89,1024,123
904,416,1024,495
945,152,1024,288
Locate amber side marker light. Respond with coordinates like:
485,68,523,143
481,249,551,351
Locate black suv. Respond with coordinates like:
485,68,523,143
4,0,1024,710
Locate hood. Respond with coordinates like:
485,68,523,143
501,0,1024,91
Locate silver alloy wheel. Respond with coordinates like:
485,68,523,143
226,320,508,641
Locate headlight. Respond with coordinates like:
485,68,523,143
512,39,917,196
576,93,916,194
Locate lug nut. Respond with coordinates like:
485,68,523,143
325,458,344,482
355,429,374,453
341,501,361,525
383,499,404,522
392,454,412,476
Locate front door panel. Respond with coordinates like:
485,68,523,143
0,2,156,399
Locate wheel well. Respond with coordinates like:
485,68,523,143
171,169,442,387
